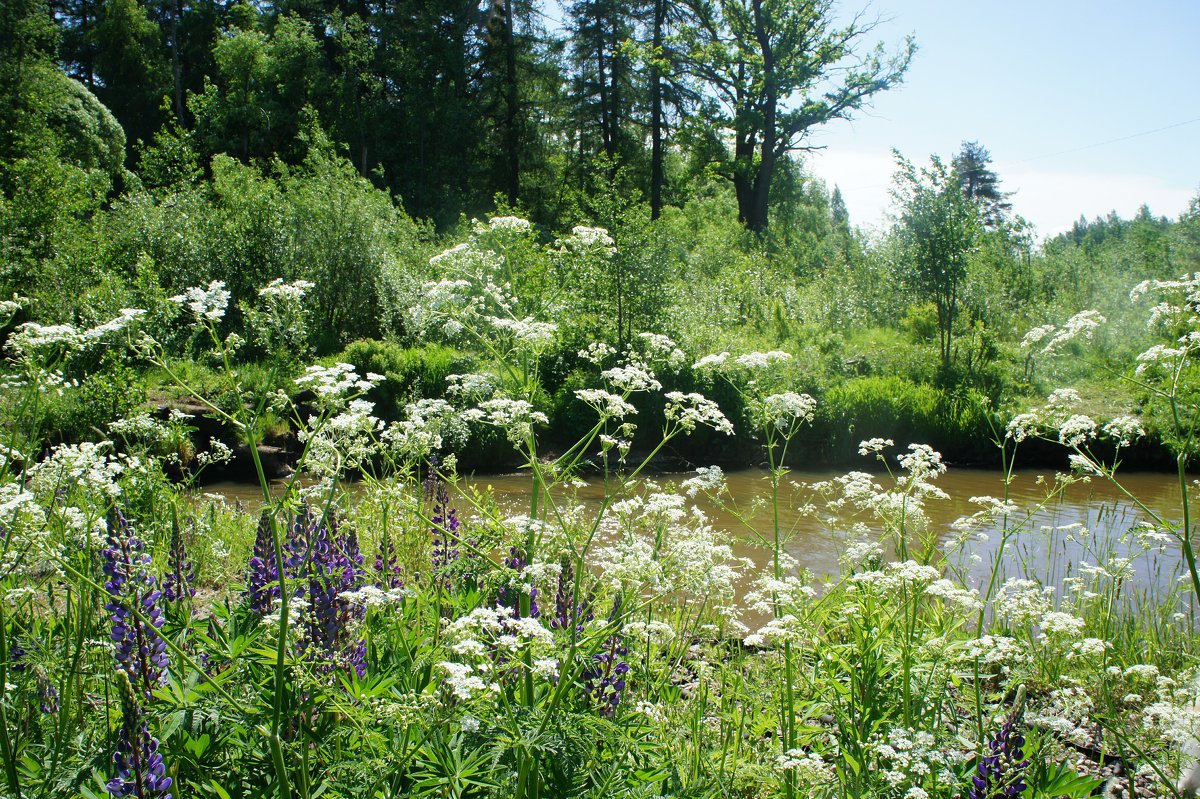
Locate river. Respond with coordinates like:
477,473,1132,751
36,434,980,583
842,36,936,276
205,466,1194,599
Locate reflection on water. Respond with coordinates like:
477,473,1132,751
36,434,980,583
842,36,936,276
204,467,1193,595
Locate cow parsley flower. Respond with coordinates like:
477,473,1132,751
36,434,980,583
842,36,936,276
1057,415,1096,447
664,392,734,435
170,280,230,322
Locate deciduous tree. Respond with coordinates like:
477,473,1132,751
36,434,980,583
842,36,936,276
679,0,913,233
893,151,981,369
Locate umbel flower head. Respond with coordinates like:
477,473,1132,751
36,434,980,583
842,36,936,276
106,672,173,799
103,509,170,701
970,685,1030,799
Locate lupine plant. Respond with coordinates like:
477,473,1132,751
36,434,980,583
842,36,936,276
0,224,1198,799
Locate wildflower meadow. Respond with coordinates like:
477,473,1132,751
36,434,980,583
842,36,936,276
2,221,1200,799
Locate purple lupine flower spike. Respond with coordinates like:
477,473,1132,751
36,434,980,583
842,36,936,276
104,509,170,701
296,511,367,679
106,674,173,799
431,481,461,577
162,515,195,603
9,639,26,673
36,668,58,716
374,530,403,590
498,547,540,619
970,686,1030,799
581,598,628,716
246,511,280,616
550,561,592,632
284,506,312,580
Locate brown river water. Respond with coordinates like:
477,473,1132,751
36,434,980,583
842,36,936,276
205,467,1194,597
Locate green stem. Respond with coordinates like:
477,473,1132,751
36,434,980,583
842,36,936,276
0,604,22,799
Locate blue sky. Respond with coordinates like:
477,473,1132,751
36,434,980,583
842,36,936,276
800,1,1200,237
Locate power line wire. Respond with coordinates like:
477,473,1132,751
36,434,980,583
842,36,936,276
1012,116,1200,164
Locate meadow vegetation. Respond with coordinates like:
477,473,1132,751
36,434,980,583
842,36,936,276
4,0,1200,794
1,240,1200,798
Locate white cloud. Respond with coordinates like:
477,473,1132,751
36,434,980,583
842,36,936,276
997,165,1196,237
805,148,1198,239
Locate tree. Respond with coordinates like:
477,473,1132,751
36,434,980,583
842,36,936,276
90,0,170,148
679,0,913,233
952,140,1010,227
892,151,981,369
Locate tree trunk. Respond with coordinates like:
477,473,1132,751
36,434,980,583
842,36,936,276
747,0,775,235
170,0,183,119
503,0,519,205
649,0,664,219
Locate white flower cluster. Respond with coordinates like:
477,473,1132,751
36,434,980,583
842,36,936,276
109,413,170,443
734,350,792,370
258,278,314,300
383,398,464,461
8,309,146,358
437,661,496,702
486,316,558,350
755,392,817,432
1005,412,1041,443
463,398,548,443
298,399,383,477
962,635,1025,668
578,341,615,365
574,388,637,420
839,538,884,571
744,613,809,648
28,441,123,501
1045,387,1082,410
565,225,615,249
1029,686,1095,746
294,363,383,410
602,362,662,393
744,571,816,617
664,392,734,435
1020,324,1057,349
658,522,745,600
774,750,835,783
442,605,556,673
1038,610,1086,638
867,727,961,792
859,437,894,456
486,215,532,233
992,578,1054,628
1057,414,1096,447
170,281,230,322
446,372,497,400
680,465,726,498
0,484,52,580
1038,310,1107,354
637,332,686,366
897,444,946,480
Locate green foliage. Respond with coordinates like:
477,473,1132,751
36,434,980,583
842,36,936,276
893,151,983,368
676,0,914,232
816,375,990,463
338,339,470,417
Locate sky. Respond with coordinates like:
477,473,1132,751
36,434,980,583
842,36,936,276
798,1,1200,239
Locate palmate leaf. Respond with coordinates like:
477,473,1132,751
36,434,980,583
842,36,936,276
1026,757,1105,799
409,732,501,798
